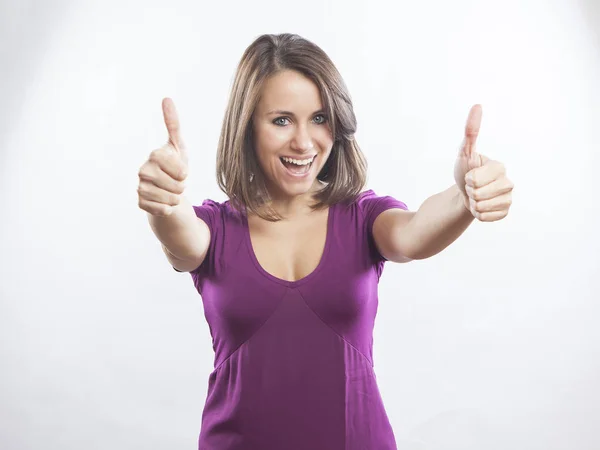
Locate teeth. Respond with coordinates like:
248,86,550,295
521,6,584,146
281,156,314,166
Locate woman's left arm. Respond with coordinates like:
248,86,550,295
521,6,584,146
372,104,514,262
373,184,473,261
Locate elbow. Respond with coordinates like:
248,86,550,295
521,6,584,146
385,248,417,263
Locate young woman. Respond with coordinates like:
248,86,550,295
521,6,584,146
138,33,513,450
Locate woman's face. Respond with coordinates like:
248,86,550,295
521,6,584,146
252,70,334,200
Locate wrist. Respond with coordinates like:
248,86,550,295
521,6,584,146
455,186,474,217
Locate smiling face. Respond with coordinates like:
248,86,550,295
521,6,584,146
251,70,334,201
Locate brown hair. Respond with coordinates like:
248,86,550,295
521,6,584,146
216,33,367,221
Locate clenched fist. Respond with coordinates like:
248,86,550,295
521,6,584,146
454,104,513,222
138,98,189,217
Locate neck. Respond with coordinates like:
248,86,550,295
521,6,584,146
261,180,324,220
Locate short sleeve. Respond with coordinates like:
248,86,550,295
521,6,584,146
172,199,223,275
358,189,409,237
357,189,409,268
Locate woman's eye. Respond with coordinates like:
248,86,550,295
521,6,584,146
313,114,328,124
273,117,289,126
272,115,327,126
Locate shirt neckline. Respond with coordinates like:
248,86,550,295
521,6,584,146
242,203,334,288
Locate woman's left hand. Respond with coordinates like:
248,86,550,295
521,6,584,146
454,104,514,222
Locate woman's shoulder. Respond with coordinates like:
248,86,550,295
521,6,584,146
355,188,378,203
357,188,407,207
193,198,223,210
192,197,243,229
337,188,408,222
192,197,237,213
341,188,405,209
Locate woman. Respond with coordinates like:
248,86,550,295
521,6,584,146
138,33,513,450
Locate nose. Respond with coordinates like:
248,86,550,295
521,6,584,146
291,124,315,153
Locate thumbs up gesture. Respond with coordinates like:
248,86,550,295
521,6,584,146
454,104,514,222
137,98,189,216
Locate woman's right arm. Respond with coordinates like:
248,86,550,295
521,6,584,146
139,97,210,273
148,195,210,272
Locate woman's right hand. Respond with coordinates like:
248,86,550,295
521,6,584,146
138,98,190,217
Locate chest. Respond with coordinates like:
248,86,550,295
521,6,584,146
247,209,329,283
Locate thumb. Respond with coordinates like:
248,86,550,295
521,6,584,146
469,150,483,170
462,104,482,160
162,97,188,160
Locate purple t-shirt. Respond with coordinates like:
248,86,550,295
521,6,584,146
180,189,408,450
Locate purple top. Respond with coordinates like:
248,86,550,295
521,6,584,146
179,189,408,450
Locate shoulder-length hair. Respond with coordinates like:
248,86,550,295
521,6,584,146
216,33,367,221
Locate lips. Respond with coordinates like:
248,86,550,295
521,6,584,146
279,154,316,177
279,154,317,163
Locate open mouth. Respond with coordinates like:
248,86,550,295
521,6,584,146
279,155,316,175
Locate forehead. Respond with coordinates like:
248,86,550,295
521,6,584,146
256,70,322,111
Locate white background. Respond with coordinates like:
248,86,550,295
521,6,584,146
1,0,599,448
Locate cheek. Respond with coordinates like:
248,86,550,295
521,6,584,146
318,129,332,146
253,128,286,170
256,126,288,151
316,127,334,147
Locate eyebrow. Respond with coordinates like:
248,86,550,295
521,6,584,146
266,109,325,116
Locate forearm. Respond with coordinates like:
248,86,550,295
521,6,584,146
404,184,474,260
147,195,203,261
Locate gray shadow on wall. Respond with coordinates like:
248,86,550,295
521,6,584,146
0,0,73,168
578,0,600,58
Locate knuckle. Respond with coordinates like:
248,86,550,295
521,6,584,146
173,162,187,180
138,164,149,178
149,149,162,163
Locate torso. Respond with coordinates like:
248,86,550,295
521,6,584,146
196,191,399,449
246,206,330,282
